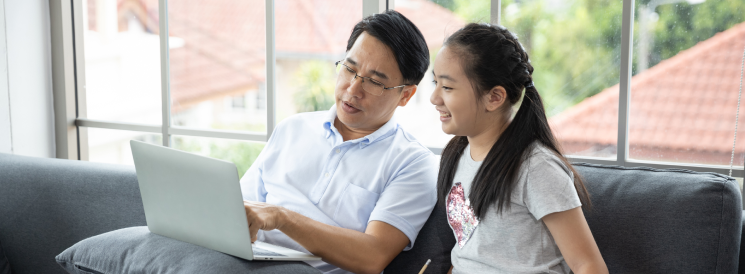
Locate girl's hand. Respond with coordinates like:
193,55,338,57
543,207,608,274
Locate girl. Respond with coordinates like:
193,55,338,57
431,23,608,274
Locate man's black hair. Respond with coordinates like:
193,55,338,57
346,10,429,86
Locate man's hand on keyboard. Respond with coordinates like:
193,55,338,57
243,201,290,243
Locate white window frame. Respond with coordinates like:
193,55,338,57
49,0,744,179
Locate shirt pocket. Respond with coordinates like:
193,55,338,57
333,183,380,232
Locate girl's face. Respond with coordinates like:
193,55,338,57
431,46,490,136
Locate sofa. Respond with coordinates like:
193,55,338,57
0,152,742,273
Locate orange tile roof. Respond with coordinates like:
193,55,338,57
116,0,464,105
549,21,745,157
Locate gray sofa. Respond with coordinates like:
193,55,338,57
0,153,742,273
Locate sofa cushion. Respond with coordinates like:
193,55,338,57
385,201,455,274
55,226,320,274
741,210,745,273
0,240,10,274
0,154,147,274
575,163,742,273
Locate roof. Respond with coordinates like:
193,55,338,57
549,21,745,156
113,0,464,106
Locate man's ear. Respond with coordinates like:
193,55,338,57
484,85,507,112
398,85,417,107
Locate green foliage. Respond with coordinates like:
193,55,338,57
650,0,745,69
438,0,743,116
208,141,265,176
174,137,265,177
293,60,337,113
452,0,490,23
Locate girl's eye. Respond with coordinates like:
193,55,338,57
442,86,452,90
432,80,437,85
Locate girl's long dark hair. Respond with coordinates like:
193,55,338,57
437,23,591,219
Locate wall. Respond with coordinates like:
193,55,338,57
0,0,55,157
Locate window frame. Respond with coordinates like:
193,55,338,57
50,0,745,179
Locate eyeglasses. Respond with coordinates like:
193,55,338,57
335,61,409,96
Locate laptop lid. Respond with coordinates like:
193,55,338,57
130,140,255,260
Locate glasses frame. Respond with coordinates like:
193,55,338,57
335,61,408,96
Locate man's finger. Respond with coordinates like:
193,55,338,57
248,219,260,242
244,203,260,242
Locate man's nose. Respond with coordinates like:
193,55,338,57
347,76,365,97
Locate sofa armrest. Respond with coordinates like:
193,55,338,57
0,153,147,274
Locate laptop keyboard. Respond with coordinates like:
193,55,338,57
253,247,287,257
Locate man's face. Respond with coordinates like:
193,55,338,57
335,32,416,132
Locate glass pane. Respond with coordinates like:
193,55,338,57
83,0,162,124
88,127,161,165
173,136,265,177
393,0,470,148
168,0,267,133
274,1,362,122
629,1,745,165
498,0,623,158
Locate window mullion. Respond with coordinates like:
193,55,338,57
617,0,635,166
72,0,89,160
362,0,386,18
265,0,276,141
491,0,501,25
158,0,172,147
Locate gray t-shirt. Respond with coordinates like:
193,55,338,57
448,143,581,274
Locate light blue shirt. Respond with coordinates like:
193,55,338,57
240,106,438,273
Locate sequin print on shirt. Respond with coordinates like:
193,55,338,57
447,182,479,248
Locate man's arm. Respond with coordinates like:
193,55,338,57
244,201,409,274
244,151,438,273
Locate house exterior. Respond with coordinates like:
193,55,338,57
84,0,465,164
549,22,745,166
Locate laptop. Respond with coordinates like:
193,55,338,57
130,140,321,261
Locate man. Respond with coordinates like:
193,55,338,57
240,10,436,274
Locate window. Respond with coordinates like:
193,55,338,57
274,0,361,122
56,0,745,178
628,0,745,167
230,94,246,110
393,0,469,149
501,0,623,159
167,0,267,134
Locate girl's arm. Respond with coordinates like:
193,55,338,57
543,207,608,274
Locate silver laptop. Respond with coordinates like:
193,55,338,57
130,140,321,261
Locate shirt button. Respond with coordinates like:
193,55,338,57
335,149,341,154
325,173,330,177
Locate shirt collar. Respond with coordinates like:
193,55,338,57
322,105,399,147
323,106,337,139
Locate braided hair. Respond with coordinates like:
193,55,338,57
436,23,591,219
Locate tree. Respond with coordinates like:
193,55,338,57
440,0,743,116
174,137,265,177
293,60,337,113
649,0,745,71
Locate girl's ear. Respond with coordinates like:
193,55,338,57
483,85,507,112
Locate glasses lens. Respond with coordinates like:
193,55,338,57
361,80,384,96
336,63,353,81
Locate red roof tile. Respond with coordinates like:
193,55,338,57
549,22,745,159
114,0,464,105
